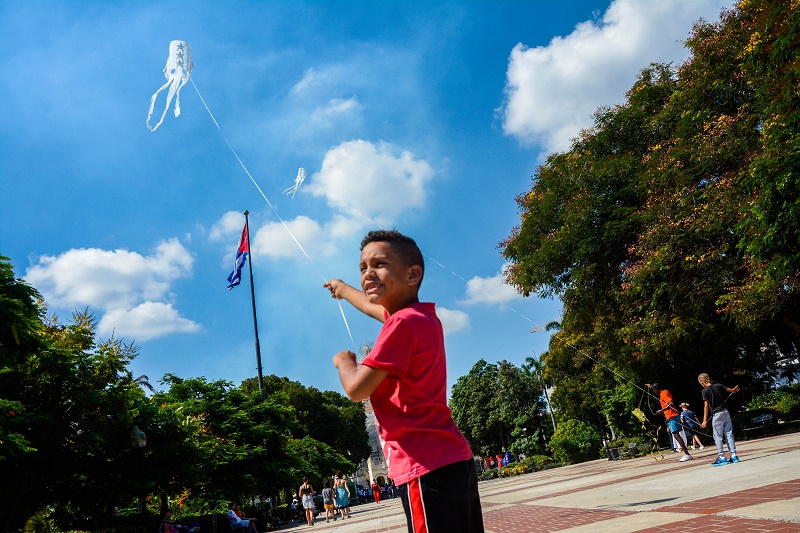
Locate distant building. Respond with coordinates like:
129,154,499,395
356,398,387,487
364,398,385,464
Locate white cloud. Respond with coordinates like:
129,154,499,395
210,210,246,242
500,0,726,154
286,67,364,131
310,97,362,128
26,239,193,309
98,302,201,341
309,140,436,226
251,215,337,260
290,67,338,96
327,214,365,241
460,266,522,306
25,239,199,341
437,306,470,335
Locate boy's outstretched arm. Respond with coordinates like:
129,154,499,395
333,350,388,402
324,279,385,322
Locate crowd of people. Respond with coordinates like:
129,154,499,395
477,448,516,472
287,470,399,525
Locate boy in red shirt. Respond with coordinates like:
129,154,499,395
326,229,484,533
646,383,692,462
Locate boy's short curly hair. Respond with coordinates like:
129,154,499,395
361,229,425,285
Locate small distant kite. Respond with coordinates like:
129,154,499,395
147,40,193,132
283,168,306,199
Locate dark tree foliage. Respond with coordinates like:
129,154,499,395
250,374,371,467
0,257,148,531
501,1,800,432
152,374,361,510
0,255,370,530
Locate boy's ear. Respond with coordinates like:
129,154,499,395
406,265,423,286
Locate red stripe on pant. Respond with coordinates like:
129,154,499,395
408,477,428,533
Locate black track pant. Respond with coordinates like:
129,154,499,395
398,459,484,533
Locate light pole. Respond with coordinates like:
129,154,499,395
130,426,147,522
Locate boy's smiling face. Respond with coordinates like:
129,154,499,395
360,241,421,314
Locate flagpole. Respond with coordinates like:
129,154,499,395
244,210,265,399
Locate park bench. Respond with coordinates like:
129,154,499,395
226,520,248,533
620,442,638,458
607,443,638,460
743,413,775,439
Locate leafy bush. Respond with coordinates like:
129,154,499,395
521,454,559,471
746,383,800,421
498,463,530,477
775,394,800,420
549,419,602,465
605,436,650,458
23,508,59,533
480,469,499,481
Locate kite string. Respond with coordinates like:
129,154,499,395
326,186,720,443
190,79,356,348
192,79,698,426
187,67,712,447
324,195,693,424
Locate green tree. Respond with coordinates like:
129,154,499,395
155,375,297,508
523,354,557,432
501,1,800,427
156,374,364,510
450,359,547,457
252,375,370,467
549,419,602,465
0,255,370,528
0,294,149,530
0,256,42,465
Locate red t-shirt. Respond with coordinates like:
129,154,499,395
362,302,474,485
659,390,679,419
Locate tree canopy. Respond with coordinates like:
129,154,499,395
0,255,369,531
449,359,549,457
501,1,800,434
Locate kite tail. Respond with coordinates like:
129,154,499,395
173,76,189,118
146,79,172,132
147,76,190,132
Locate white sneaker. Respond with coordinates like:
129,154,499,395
690,445,695,450
699,445,705,450
679,454,693,462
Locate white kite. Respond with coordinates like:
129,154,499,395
283,168,306,199
147,40,193,132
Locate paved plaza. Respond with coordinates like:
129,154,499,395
282,432,800,532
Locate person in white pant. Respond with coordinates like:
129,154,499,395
699,373,740,466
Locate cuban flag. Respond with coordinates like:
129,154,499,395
227,223,249,289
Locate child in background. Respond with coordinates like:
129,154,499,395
322,480,337,523
679,402,704,450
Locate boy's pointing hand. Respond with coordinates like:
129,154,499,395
324,279,346,299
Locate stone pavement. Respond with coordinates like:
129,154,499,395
278,432,800,532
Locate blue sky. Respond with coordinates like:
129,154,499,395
0,0,731,396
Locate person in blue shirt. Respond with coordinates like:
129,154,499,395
679,402,704,450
